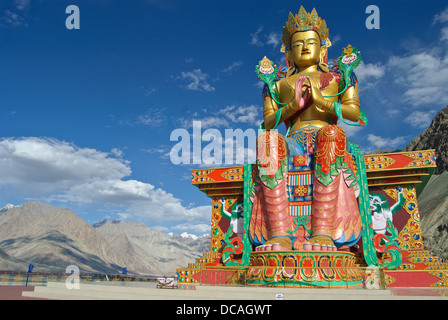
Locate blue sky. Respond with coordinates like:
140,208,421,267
0,0,447,236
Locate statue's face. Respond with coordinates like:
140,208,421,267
290,30,323,69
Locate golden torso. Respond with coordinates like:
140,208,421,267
276,71,339,132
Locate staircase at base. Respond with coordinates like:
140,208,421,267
385,250,448,287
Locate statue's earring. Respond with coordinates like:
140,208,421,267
319,53,329,73
286,66,296,77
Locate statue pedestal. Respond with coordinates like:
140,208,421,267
246,251,363,288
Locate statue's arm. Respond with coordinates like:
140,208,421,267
262,95,280,130
262,82,296,130
311,80,360,122
338,82,360,122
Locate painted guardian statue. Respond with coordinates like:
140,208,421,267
250,6,368,252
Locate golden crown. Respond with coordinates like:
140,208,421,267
281,6,331,52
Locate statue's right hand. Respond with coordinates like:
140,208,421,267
293,76,312,111
295,76,307,109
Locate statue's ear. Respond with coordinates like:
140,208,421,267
284,50,292,67
285,50,296,77
320,46,328,64
319,46,329,73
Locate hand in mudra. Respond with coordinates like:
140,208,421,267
306,78,327,111
294,76,327,111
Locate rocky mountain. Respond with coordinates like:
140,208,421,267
403,105,448,259
417,171,448,259
0,201,123,274
0,247,26,271
0,201,210,276
94,220,209,276
365,148,402,155
403,105,448,174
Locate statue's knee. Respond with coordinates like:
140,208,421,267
315,125,347,157
256,130,287,164
316,125,347,147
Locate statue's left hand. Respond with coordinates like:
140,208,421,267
308,80,325,109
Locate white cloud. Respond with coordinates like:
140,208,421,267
0,137,210,235
0,10,27,26
218,105,261,126
141,85,157,96
0,0,30,27
141,145,171,159
365,134,408,153
355,62,385,83
433,7,448,42
136,110,166,126
177,104,262,130
404,110,437,129
387,52,448,107
441,26,448,41
14,0,30,11
249,27,284,49
249,26,264,47
433,6,448,24
110,148,124,158
177,115,229,129
331,34,341,46
266,32,281,48
176,69,215,92
387,109,400,117
115,109,166,127
221,61,243,74
383,9,448,109
0,137,129,190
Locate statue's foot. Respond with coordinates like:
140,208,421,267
308,235,337,251
256,237,292,251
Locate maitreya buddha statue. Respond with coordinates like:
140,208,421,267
249,6,367,252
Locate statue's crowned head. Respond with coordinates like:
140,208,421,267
281,6,331,73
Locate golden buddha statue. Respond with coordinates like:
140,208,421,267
249,6,364,252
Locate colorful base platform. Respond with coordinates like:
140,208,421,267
246,251,363,288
